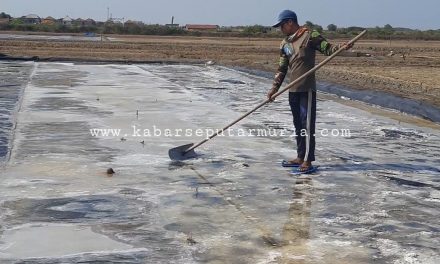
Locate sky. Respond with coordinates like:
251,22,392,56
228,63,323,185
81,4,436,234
2,0,439,30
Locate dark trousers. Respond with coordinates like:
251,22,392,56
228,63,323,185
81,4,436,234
289,91,316,162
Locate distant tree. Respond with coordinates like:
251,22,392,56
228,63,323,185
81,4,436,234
305,21,314,28
242,24,267,35
327,24,337,31
305,21,323,32
0,12,11,19
9,18,24,25
125,23,142,35
315,25,323,32
383,24,394,38
384,24,393,30
54,24,68,33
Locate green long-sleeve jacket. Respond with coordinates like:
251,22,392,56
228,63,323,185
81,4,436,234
272,27,340,92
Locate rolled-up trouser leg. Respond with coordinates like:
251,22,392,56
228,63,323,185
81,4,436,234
289,91,316,161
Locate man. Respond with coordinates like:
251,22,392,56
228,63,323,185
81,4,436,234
267,10,352,173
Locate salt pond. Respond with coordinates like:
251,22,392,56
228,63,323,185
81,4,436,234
0,62,439,263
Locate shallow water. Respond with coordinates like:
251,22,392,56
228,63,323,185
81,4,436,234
0,33,102,42
0,61,34,162
0,62,439,263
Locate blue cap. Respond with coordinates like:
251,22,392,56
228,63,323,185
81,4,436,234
272,10,297,27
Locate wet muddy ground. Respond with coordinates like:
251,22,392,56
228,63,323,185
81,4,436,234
0,62,439,263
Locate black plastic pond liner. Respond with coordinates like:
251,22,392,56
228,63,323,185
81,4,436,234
232,66,440,123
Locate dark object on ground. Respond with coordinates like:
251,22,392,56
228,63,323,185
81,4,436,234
219,79,246,85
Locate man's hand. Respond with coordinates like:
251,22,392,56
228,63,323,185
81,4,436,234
267,87,279,101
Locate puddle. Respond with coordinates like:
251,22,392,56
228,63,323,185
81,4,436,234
0,224,133,259
15,122,115,162
1,195,153,225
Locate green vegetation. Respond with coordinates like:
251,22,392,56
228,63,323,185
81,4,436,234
327,24,337,32
0,11,439,41
305,21,323,33
325,25,440,41
103,23,187,35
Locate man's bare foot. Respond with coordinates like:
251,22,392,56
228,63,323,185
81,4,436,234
285,158,304,166
299,161,312,172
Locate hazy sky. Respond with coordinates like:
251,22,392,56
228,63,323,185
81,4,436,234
2,0,439,30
